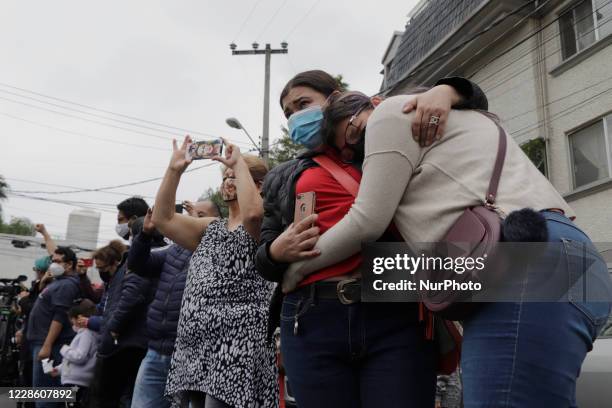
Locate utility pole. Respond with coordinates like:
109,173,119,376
230,42,288,164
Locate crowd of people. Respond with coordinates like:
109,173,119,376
11,70,612,408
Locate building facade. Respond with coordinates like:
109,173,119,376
382,0,612,246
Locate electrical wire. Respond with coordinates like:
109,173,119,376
284,0,323,40
0,93,254,149
0,81,223,138
4,178,155,199
479,12,612,97
256,0,290,41
4,160,218,196
232,0,267,43
380,0,538,93
468,0,612,84
0,111,168,152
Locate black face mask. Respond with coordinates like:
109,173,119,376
99,270,112,283
341,126,366,164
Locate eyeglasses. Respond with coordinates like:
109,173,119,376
343,103,370,145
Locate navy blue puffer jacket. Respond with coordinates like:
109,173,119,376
128,232,192,356
97,253,157,357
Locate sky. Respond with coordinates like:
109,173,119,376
0,0,417,247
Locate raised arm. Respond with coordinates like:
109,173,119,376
212,139,263,241
151,136,216,251
35,224,57,255
282,99,417,292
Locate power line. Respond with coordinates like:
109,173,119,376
5,161,218,196
232,0,267,43
0,81,221,138
473,14,612,100
381,0,537,94
7,193,118,213
7,193,119,209
0,111,168,152
476,3,612,95
501,73,612,124
0,95,172,141
0,88,215,139
284,0,323,40
449,0,552,81
469,0,612,84
5,178,156,199
0,90,255,149
256,0,290,41
510,85,612,139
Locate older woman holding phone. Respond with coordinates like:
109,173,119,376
282,91,612,407
152,137,277,408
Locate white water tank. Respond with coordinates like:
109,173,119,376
66,209,101,249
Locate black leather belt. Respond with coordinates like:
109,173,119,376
296,278,361,305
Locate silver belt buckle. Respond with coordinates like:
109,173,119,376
337,278,359,305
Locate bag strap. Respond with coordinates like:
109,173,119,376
312,155,359,197
483,113,508,206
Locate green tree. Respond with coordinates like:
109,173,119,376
520,138,547,176
0,216,35,236
0,175,8,219
334,74,349,91
268,125,304,168
199,187,229,218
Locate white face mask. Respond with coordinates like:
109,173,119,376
48,262,65,277
115,222,130,239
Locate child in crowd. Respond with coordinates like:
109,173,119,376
51,299,98,407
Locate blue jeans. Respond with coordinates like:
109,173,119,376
31,343,63,408
131,348,173,408
280,291,436,408
461,211,612,407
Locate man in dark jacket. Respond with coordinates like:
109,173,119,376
26,247,81,408
130,201,219,407
89,217,162,408
35,223,101,303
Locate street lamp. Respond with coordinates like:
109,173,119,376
225,117,262,155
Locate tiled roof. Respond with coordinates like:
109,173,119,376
387,0,487,87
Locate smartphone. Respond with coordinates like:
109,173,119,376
186,139,223,160
294,192,316,224
81,258,93,267
175,203,183,214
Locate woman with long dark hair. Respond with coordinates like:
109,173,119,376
255,71,490,407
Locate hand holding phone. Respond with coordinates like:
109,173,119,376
294,192,316,224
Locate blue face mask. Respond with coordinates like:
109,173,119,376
287,106,323,150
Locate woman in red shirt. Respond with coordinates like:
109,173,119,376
255,70,489,407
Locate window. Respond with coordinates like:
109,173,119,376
568,115,612,189
560,0,612,60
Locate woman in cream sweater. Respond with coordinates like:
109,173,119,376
283,91,612,407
